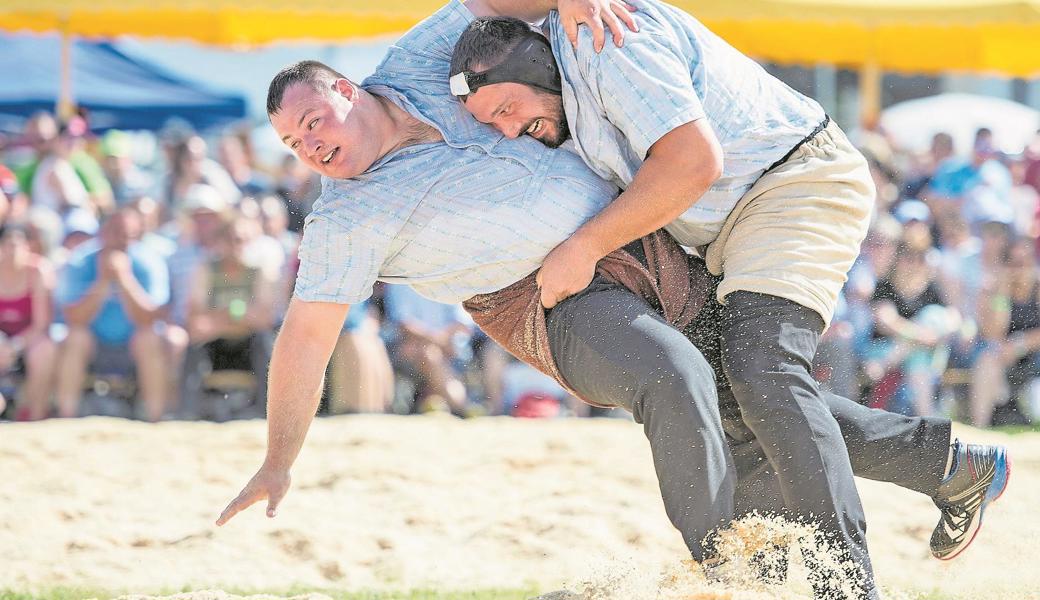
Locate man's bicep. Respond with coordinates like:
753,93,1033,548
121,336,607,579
585,33,705,160
282,297,351,345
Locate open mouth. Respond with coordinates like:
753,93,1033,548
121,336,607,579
321,147,339,165
525,119,544,136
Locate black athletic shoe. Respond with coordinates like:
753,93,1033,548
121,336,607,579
930,439,1011,560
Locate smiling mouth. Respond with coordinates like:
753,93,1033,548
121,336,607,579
321,148,339,165
526,119,544,136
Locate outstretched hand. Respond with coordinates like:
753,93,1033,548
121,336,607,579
558,0,638,52
537,238,600,309
216,465,291,526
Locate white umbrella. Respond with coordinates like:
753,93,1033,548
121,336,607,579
880,93,1040,156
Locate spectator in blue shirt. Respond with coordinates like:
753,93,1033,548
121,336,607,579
383,285,475,415
55,207,172,421
926,128,1013,229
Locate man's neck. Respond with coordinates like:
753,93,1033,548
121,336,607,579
371,92,443,159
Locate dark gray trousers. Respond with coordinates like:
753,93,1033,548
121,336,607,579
546,278,950,598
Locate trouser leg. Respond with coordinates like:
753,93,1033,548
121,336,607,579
721,386,951,504
547,279,734,561
720,291,876,599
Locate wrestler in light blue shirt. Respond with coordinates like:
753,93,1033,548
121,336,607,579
294,1,617,305
545,0,827,246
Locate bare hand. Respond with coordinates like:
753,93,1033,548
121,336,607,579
108,251,132,278
99,250,131,282
536,238,600,309
216,466,291,526
558,0,637,52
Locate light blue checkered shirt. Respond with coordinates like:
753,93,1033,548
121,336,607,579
294,1,618,305
546,0,827,247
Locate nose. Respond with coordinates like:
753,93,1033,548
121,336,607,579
303,134,323,158
495,119,522,139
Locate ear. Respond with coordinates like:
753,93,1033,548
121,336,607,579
333,78,358,102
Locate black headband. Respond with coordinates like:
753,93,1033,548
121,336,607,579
450,32,561,98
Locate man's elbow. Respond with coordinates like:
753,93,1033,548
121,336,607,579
703,152,723,186
697,135,724,184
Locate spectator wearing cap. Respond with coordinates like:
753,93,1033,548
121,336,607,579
165,184,229,330
892,198,936,253
234,197,286,276
61,207,100,256
100,130,154,208
184,219,279,414
54,207,172,420
0,223,57,420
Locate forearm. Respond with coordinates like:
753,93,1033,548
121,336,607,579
262,299,346,472
63,280,111,326
114,274,161,326
478,0,556,20
572,154,716,260
875,309,930,344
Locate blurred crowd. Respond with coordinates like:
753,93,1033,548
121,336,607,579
2,109,1040,427
820,125,1040,427
0,111,576,422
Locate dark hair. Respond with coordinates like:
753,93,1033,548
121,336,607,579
267,60,348,116
450,17,537,98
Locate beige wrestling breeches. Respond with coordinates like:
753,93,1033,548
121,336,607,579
704,120,875,327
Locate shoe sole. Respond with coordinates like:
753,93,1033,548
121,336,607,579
937,446,1011,561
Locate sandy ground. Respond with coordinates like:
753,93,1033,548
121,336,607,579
1,415,1037,599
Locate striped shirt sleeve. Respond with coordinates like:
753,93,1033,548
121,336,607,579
293,212,385,305
579,28,706,161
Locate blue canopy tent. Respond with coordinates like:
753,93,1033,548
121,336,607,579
0,35,246,131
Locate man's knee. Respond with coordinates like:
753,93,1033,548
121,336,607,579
62,327,95,361
130,328,163,362
632,360,719,426
25,338,58,371
721,292,823,388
